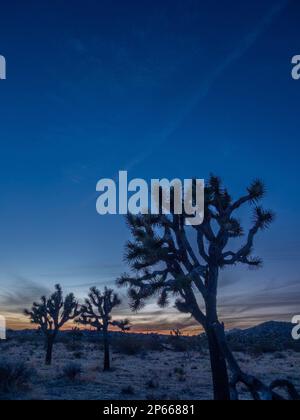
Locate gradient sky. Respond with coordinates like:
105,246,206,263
0,0,300,333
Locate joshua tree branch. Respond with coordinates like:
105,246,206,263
196,229,210,263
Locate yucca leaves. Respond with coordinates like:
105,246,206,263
253,206,275,230
247,179,266,202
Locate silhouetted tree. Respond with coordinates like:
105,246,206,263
117,176,290,400
170,328,182,338
24,284,80,365
77,287,130,371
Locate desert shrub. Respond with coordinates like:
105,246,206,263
112,334,163,355
73,351,84,359
64,341,83,352
273,352,287,360
122,385,135,395
54,333,69,344
146,393,157,400
13,331,43,345
0,342,13,352
145,379,159,389
0,361,32,393
70,328,84,341
64,342,78,352
174,367,185,376
60,329,84,352
113,335,144,355
62,363,82,381
189,336,205,352
142,335,164,352
86,331,103,344
168,336,190,352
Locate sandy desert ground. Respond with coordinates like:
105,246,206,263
0,333,299,400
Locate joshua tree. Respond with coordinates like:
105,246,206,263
24,284,80,365
77,287,130,371
118,176,299,400
171,328,182,338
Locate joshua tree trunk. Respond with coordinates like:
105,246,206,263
205,267,230,400
103,327,110,371
45,335,55,366
206,326,230,400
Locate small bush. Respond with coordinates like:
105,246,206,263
13,331,43,345
146,393,157,400
142,336,164,352
62,363,82,381
174,367,185,376
61,329,84,352
73,351,84,359
113,335,142,355
122,385,135,395
0,361,32,393
273,352,287,360
64,341,83,352
168,337,189,352
112,334,164,355
145,379,159,389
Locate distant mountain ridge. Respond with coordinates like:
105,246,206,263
7,321,300,353
225,321,300,353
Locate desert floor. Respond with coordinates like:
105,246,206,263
1,339,300,400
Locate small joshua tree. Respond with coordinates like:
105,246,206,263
117,176,298,400
171,328,182,338
77,287,130,371
24,284,80,365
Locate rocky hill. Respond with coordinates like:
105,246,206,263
225,321,300,353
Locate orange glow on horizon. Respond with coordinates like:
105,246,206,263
5,312,284,336
6,315,204,335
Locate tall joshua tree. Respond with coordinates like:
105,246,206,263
118,176,281,400
24,284,80,365
77,287,130,371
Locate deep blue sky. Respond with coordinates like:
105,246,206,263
0,0,299,332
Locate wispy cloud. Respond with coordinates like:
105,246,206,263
0,275,50,314
3,273,299,334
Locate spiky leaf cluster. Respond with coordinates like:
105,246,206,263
24,284,80,336
77,287,130,332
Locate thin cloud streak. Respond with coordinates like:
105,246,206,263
123,0,290,173
0,275,50,314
